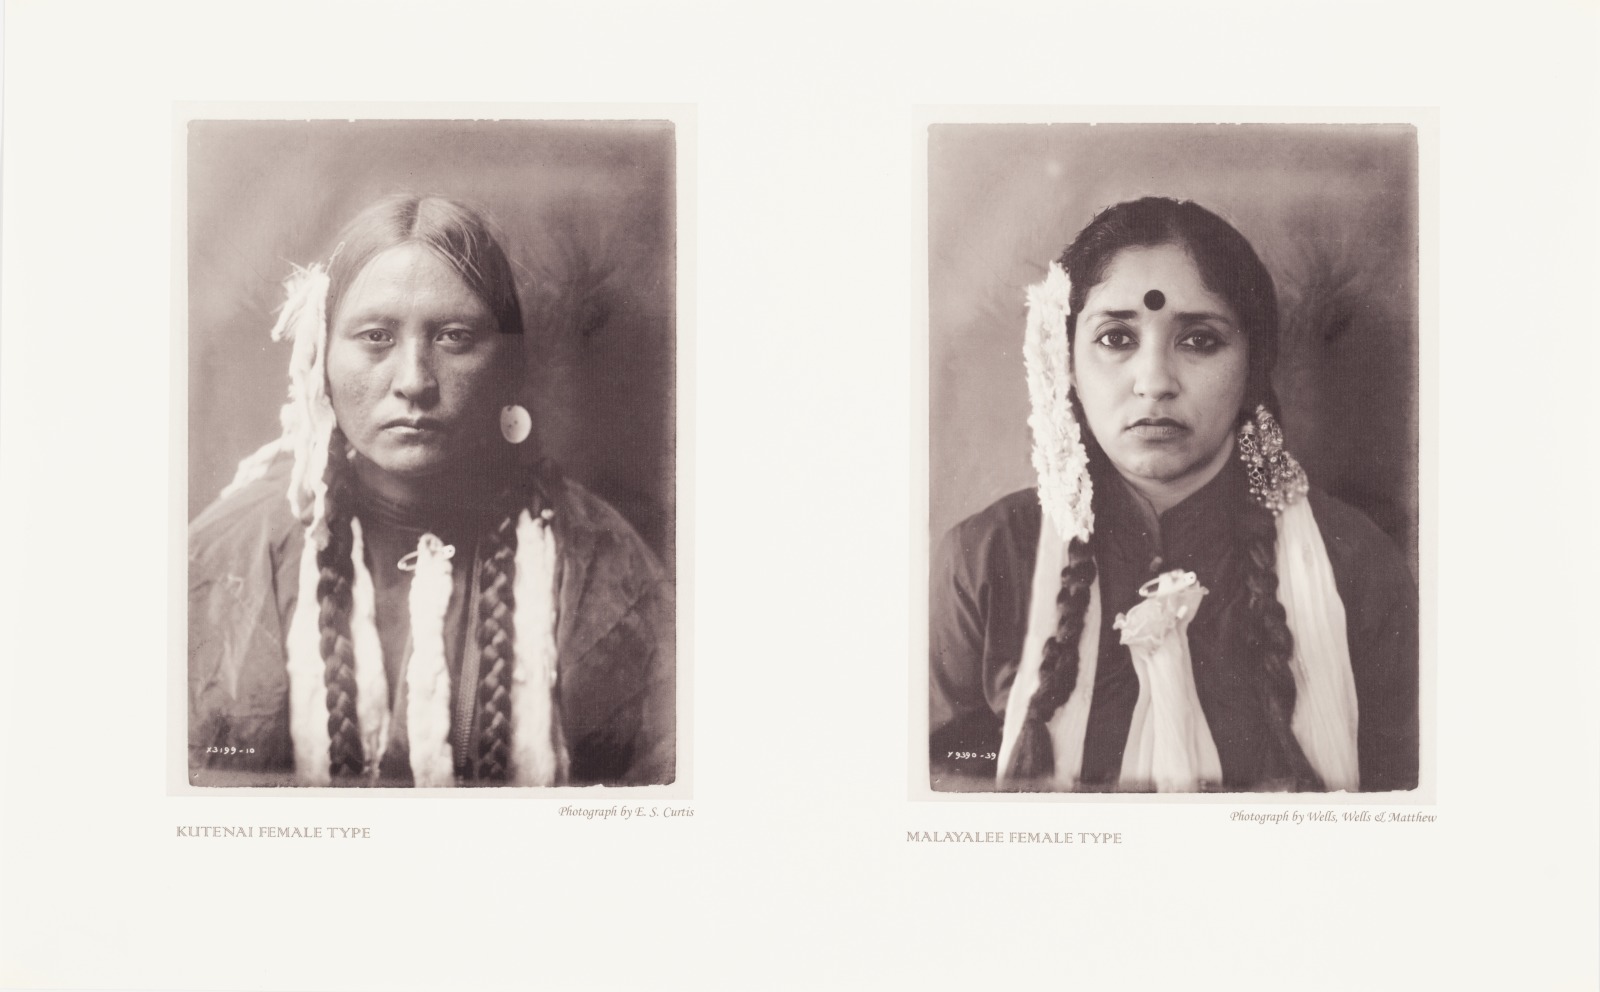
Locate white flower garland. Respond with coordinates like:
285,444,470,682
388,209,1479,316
1022,262,1093,544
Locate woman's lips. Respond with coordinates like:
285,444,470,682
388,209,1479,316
382,418,446,436
1126,418,1188,441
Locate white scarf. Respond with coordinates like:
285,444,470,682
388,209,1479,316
996,262,1360,792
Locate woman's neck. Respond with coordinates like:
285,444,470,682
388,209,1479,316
1116,434,1237,523
348,455,502,525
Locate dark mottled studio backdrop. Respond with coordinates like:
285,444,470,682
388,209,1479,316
188,119,676,569
929,123,1418,574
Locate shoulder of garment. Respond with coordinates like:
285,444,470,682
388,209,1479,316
546,476,670,616
934,489,1044,594
1306,488,1415,590
543,475,676,787
189,452,305,576
543,474,674,689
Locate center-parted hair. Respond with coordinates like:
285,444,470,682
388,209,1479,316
326,194,526,341
1015,196,1319,790
1060,196,1282,419
314,194,548,784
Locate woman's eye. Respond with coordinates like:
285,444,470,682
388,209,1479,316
1180,329,1223,353
1095,327,1135,350
357,328,391,344
436,328,475,348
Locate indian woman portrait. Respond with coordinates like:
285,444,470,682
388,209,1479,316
188,192,675,787
929,193,1418,793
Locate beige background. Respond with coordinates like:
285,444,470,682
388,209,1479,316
2,1,1598,990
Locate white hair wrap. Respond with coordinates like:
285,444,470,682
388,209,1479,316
404,534,457,787
349,519,392,771
508,511,567,786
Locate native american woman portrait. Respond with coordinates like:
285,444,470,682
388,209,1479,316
928,125,1420,793
187,121,676,787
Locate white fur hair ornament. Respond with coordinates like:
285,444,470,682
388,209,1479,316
220,259,337,544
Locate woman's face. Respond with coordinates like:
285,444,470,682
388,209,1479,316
1070,243,1249,511
326,244,511,485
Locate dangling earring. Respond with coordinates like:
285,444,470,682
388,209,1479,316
1237,405,1308,514
500,404,532,445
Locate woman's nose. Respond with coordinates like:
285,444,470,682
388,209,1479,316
1131,344,1179,399
391,339,439,405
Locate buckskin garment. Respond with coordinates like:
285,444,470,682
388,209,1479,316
929,458,1418,792
189,458,674,787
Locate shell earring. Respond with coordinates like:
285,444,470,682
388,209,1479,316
500,404,532,445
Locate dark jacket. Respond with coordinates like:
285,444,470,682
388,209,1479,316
188,460,675,787
930,461,1418,792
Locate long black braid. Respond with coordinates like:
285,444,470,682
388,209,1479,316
316,429,365,779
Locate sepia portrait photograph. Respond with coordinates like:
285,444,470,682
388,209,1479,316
926,122,1423,795
183,117,681,789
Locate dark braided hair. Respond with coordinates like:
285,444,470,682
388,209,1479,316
1033,196,1321,790
317,428,366,779
474,459,563,783
1238,503,1321,789
472,475,529,783
1007,535,1097,780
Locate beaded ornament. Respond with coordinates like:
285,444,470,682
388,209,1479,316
1237,404,1309,514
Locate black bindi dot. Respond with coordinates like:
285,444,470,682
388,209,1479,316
1144,289,1166,311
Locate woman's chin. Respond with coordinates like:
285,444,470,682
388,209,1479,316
351,444,461,485
1109,449,1201,486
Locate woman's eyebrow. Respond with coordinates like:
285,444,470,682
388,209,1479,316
1175,310,1234,324
1087,309,1139,321
335,307,393,326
